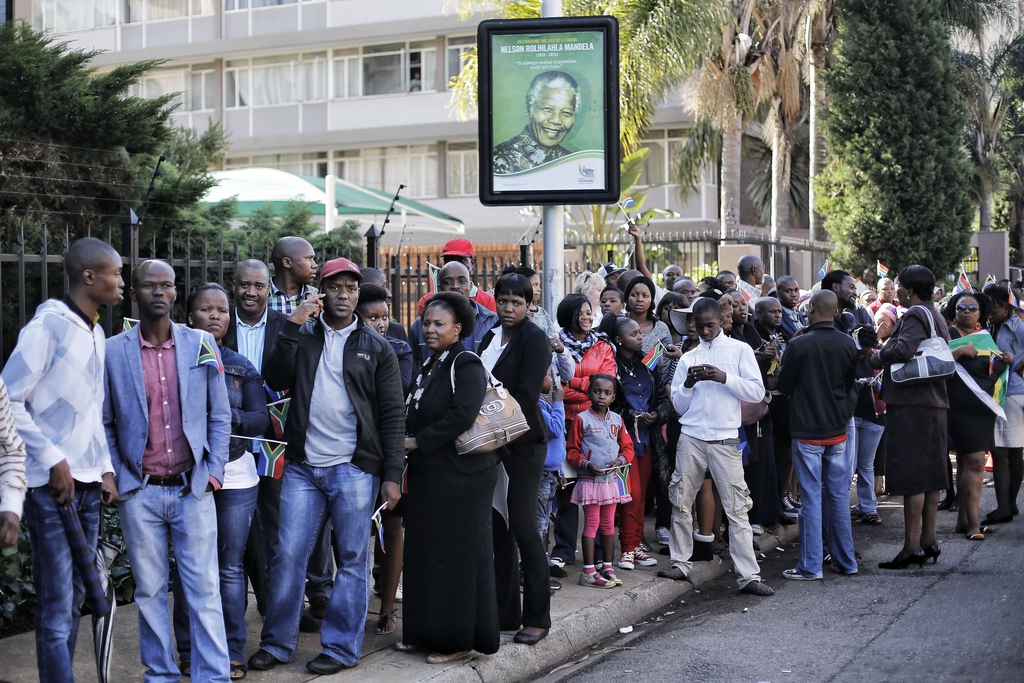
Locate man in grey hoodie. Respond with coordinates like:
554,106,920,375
3,237,123,682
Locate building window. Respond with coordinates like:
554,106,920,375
225,0,324,8
352,41,438,99
135,69,187,109
33,0,213,31
446,36,475,85
131,66,215,112
447,141,477,197
224,60,249,108
333,149,362,185
189,65,216,111
334,146,437,198
225,53,326,108
362,43,405,97
408,40,436,92
331,48,361,99
252,153,302,174
302,151,328,177
33,0,116,32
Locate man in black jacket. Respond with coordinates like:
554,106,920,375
777,290,859,580
222,259,296,617
248,258,404,676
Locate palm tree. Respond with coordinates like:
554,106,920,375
681,0,773,240
954,32,1024,231
805,0,835,243
761,0,810,268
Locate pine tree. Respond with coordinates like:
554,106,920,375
0,22,172,243
816,0,974,277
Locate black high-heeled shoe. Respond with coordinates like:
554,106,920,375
878,551,926,569
921,543,941,564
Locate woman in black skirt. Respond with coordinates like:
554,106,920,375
400,292,499,663
873,265,951,568
945,291,1007,540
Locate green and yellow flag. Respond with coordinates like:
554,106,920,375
948,331,1008,418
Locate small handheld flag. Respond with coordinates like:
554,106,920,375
252,438,287,479
427,262,440,293
121,318,139,333
268,398,291,441
953,265,973,295
618,195,635,211
264,383,288,404
371,502,388,554
1009,289,1022,310
876,261,889,279
642,342,665,371
818,259,831,280
196,334,224,373
984,274,997,287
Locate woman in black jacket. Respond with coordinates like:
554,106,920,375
479,274,554,645
400,292,498,663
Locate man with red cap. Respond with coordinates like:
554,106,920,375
416,238,496,315
249,258,406,676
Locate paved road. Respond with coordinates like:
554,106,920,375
556,483,1024,683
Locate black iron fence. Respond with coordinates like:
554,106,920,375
0,226,832,362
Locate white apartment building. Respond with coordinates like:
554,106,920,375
18,0,722,247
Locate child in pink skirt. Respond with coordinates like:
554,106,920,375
567,374,635,588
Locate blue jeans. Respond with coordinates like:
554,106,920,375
25,486,102,683
173,485,258,663
259,461,377,667
792,439,858,577
120,484,230,683
537,469,558,541
847,418,884,516
255,476,334,602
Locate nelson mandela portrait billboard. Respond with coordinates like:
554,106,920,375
477,17,620,206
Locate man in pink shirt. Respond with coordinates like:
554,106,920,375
103,260,232,683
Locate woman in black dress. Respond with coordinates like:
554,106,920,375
479,274,553,644
945,291,1007,540
872,265,951,568
400,292,499,663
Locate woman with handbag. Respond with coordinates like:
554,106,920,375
871,265,952,569
400,292,500,663
479,274,554,645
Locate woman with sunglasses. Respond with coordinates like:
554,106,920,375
944,292,1008,539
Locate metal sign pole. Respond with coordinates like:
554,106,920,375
541,0,564,313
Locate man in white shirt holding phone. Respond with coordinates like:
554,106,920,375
658,297,775,596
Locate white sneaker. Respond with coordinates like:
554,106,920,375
617,551,635,570
751,524,763,536
656,527,671,545
632,546,658,567
550,556,566,568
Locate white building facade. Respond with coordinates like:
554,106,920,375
19,0,719,246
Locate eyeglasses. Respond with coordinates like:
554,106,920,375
956,304,979,312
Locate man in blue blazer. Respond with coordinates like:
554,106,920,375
104,260,233,683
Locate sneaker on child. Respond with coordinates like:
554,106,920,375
579,568,616,589
617,551,635,570
632,546,658,567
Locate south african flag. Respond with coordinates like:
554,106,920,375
196,334,223,373
255,439,287,479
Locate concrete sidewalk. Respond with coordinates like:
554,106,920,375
2,523,797,683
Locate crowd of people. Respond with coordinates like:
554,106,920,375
0,231,1021,682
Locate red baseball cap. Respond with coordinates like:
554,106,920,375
319,257,363,282
442,238,475,258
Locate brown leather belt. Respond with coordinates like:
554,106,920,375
145,469,191,487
